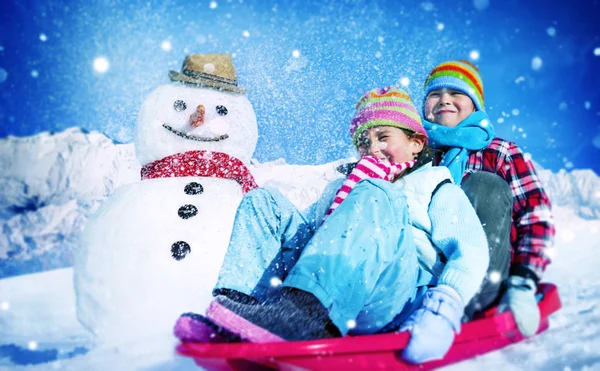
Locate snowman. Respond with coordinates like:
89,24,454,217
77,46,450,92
73,54,258,343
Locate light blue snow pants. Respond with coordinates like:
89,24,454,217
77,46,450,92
214,179,420,335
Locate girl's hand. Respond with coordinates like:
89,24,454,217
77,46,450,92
354,155,405,182
400,285,464,364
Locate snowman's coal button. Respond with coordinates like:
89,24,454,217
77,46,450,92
184,182,204,195
171,241,191,261
216,105,228,116
173,100,187,112
178,204,198,219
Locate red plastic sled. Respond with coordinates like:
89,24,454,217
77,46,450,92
176,283,561,370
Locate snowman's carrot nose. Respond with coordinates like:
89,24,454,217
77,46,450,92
189,104,205,127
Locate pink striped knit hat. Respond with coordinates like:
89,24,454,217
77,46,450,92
350,86,427,147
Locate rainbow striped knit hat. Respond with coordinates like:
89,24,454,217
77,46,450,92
424,60,484,111
350,86,427,147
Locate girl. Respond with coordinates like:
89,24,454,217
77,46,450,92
175,87,489,364
422,60,554,337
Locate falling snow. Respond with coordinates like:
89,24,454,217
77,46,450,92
488,270,501,283
93,57,109,73
161,40,172,51
0,0,596,174
473,0,490,11
270,276,282,287
593,135,600,149
421,2,435,11
564,160,574,169
531,56,543,70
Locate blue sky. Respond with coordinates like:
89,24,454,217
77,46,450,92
1,0,599,172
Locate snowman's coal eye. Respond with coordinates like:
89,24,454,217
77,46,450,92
216,105,228,116
174,100,187,112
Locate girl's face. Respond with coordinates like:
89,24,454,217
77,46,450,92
424,88,476,128
357,126,424,163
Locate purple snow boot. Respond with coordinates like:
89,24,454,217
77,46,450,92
174,312,241,343
205,288,341,343
175,289,261,343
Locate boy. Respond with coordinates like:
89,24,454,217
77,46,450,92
422,60,555,337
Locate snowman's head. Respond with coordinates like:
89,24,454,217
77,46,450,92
134,84,258,165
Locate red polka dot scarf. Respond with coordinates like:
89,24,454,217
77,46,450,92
141,150,258,194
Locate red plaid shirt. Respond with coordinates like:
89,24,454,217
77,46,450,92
435,137,555,281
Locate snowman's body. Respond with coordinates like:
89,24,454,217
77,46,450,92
74,82,258,342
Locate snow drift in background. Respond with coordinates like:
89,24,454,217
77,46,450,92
0,129,139,277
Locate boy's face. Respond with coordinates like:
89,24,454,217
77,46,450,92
424,88,476,128
356,126,424,164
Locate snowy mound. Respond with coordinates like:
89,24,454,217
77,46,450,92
536,167,600,220
1,128,599,279
0,129,139,277
0,127,138,218
250,157,346,211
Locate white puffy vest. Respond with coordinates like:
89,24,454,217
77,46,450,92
393,163,452,286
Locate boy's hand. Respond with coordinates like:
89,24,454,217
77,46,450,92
497,276,540,337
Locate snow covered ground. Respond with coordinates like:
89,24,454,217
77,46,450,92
447,206,600,371
2,205,599,370
1,130,600,370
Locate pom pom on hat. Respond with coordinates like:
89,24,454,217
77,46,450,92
350,86,427,147
424,60,484,112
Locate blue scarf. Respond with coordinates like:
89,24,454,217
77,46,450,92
423,111,495,184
